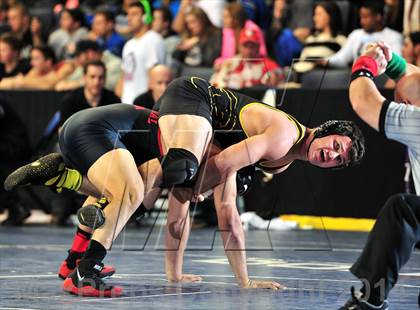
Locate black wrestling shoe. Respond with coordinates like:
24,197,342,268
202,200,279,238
58,251,116,280
339,287,389,310
4,153,65,191
63,261,122,297
77,204,106,229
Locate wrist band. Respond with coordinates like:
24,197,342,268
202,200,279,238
385,52,406,80
350,69,375,82
350,56,378,83
352,56,378,77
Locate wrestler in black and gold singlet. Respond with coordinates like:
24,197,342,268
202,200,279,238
60,104,163,174
158,77,306,171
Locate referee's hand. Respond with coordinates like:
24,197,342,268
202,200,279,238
362,44,388,75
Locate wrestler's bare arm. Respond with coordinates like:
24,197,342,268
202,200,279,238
195,129,292,194
213,174,248,286
213,174,283,289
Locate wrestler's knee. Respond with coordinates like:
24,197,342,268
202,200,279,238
108,183,144,211
160,148,199,187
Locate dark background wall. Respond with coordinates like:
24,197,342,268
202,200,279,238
1,90,61,149
242,88,406,219
1,89,407,219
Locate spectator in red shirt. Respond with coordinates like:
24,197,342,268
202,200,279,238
211,28,283,89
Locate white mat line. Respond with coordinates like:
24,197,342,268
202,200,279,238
115,273,420,289
0,275,56,279
1,273,418,289
0,308,39,310
78,290,213,302
26,287,168,300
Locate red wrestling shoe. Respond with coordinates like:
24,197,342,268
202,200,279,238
63,262,122,297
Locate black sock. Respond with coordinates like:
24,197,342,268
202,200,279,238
76,227,92,239
65,251,83,269
83,240,107,261
78,240,107,276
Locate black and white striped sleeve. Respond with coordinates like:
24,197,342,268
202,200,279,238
380,100,420,153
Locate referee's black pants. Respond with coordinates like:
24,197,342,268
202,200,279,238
350,194,420,301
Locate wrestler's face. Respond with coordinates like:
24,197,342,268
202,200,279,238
308,135,352,168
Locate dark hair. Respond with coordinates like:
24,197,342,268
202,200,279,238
361,1,385,16
75,40,102,56
128,1,145,14
63,8,86,27
185,7,218,40
0,33,22,52
314,1,343,37
313,120,365,169
0,3,9,11
224,3,247,29
95,9,115,23
32,45,56,64
409,31,420,46
83,60,106,75
154,7,173,24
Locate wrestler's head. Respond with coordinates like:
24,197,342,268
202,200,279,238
394,71,420,107
307,120,365,169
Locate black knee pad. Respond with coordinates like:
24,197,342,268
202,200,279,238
159,148,199,187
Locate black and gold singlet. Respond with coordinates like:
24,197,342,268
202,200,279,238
157,77,306,171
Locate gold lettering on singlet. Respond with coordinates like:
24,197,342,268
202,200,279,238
190,76,206,88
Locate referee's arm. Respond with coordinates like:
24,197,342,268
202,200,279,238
348,43,391,131
349,76,385,132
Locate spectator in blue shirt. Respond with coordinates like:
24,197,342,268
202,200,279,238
88,9,125,57
240,0,270,31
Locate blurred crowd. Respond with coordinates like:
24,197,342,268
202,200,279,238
0,0,418,94
0,0,419,226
